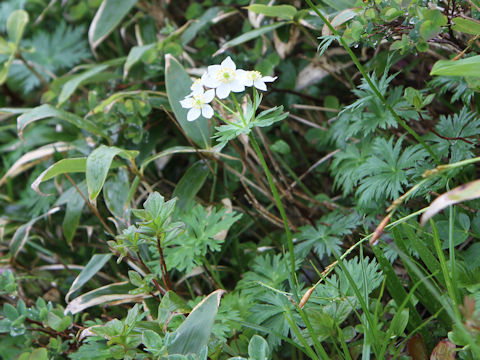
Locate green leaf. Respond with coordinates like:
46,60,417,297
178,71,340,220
47,311,71,332
9,207,61,258
64,281,136,315
88,0,138,49
103,168,130,219
142,329,164,349
6,9,28,45
86,145,138,201
214,22,286,56
168,289,225,355
123,43,155,78
28,348,48,360
31,158,87,196
246,5,297,20
66,254,112,302
3,303,18,321
58,64,109,105
389,308,409,337
452,17,480,35
421,179,480,225
430,56,480,77
63,183,86,244
248,335,269,360
172,160,209,211
17,104,105,139
165,54,210,148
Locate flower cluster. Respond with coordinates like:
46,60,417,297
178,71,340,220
180,57,277,121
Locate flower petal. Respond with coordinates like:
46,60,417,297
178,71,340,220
254,80,267,91
230,80,245,93
203,89,215,103
221,56,236,70
203,74,220,88
261,76,277,83
216,84,230,99
187,107,201,121
207,65,221,74
180,97,193,108
202,105,214,118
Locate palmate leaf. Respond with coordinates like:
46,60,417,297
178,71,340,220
355,137,428,206
162,204,242,274
8,22,90,92
427,108,480,163
295,211,361,259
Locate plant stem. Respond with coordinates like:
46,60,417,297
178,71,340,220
248,133,297,283
304,0,439,164
156,234,172,290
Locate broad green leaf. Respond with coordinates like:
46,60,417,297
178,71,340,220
172,160,209,211
213,22,286,56
6,10,29,45
88,0,138,49
103,168,129,219
247,5,297,20
9,207,61,258
17,104,105,139
86,145,138,201
47,311,71,332
123,43,155,78
28,348,48,360
31,158,87,196
0,55,14,85
452,17,480,35
58,64,109,105
430,55,480,77
0,37,11,54
63,183,86,244
421,179,480,225
168,289,225,355
66,253,113,302
165,55,211,148
389,308,409,338
248,335,269,360
64,281,137,315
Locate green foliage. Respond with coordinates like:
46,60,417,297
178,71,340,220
1,0,480,359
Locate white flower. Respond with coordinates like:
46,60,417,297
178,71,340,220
243,70,277,91
203,56,246,99
179,89,215,121
190,72,208,95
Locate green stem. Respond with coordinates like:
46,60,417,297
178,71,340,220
304,0,439,165
249,133,297,284
231,93,247,126
430,219,461,320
